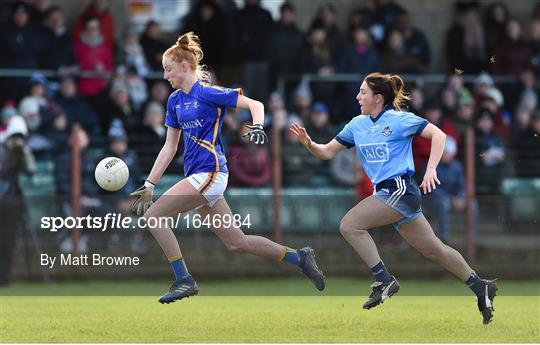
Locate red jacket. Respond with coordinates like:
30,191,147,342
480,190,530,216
413,120,459,170
73,39,114,97
72,4,115,48
228,145,271,187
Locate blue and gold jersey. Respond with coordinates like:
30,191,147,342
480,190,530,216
165,80,242,176
336,106,429,184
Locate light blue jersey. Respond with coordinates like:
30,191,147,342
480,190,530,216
336,106,428,185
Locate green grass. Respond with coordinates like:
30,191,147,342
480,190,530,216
1,279,539,343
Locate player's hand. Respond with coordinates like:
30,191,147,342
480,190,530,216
242,124,267,145
130,180,155,216
289,123,313,148
419,167,440,194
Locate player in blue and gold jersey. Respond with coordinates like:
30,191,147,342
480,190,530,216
291,72,497,324
130,32,324,304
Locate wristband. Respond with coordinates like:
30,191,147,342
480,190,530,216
144,180,155,189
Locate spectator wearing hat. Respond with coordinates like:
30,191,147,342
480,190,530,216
42,110,69,157
452,94,476,147
478,87,509,139
305,102,334,184
291,84,313,124
472,71,495,101
0,102,18,134
18,96,41,133
306,102,334,144
0,110,34,286
103,121,146,252
104,120,141,196
475,111,506,195
423,136,477,242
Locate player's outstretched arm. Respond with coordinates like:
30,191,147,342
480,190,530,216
237,95,267,144
131,126,181,215
289,123,344,160
418,123,446,194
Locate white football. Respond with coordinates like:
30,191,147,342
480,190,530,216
95,157,129,191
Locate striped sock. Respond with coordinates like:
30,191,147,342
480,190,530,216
370,261,393,283
465,271,485,297
170,257,189,279
281,248,300,266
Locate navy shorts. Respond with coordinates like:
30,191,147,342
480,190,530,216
373,174,422,229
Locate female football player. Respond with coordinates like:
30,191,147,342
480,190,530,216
290,72,497,324
130,32,324,304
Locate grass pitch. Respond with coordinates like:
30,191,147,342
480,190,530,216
1,279,538,343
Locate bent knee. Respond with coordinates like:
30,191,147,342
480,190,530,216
224,239,248,253
420,245,446,261
339,218,367,237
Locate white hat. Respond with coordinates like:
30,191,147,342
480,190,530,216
19,96,40,117
474,72,494,87
0,115,28,143
484,87,504,107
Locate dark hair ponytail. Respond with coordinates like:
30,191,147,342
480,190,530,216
364,72,411,111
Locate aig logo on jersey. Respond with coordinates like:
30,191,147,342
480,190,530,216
358,143,389,163
382,126,392,137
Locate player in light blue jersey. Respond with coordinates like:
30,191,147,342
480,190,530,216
130,33,324,303
291,72,497,324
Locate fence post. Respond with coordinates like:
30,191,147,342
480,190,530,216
465,126,476,262
271,111,283,244
69,124,82,256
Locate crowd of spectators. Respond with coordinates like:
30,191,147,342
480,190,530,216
0,0,538,200
1,0,539,283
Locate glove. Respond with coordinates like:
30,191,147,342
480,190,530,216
130,180,155,216
242,124,268,145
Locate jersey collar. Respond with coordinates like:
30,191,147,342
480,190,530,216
370,104,393,123
181,80,200,96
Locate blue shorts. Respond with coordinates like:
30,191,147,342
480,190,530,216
373,174,422,230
